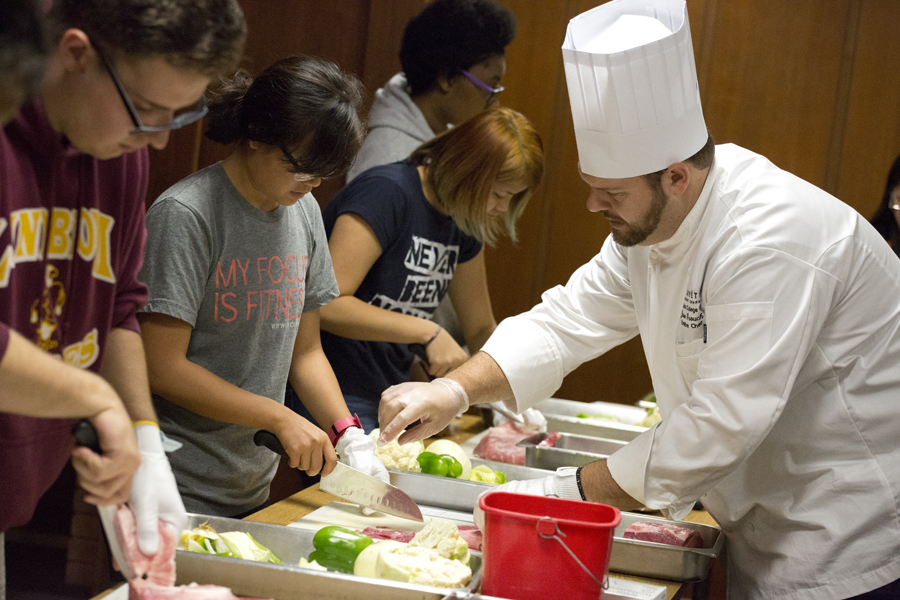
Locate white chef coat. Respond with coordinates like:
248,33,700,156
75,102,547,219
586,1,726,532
482,144,900,600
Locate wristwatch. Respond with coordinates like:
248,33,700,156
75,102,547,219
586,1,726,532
328,414,362,446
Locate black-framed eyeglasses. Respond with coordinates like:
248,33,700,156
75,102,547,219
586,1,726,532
95,44,208,135
890,187,900,212
461,70,505,105
279,144,317,182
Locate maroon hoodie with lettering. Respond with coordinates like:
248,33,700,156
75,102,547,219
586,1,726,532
0,100,149,532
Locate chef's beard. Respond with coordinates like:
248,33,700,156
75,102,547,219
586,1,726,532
606,183,668,247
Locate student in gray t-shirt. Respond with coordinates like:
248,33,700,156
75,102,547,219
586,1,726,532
138,56,388,517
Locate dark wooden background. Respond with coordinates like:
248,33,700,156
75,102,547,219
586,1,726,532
146,0,900,407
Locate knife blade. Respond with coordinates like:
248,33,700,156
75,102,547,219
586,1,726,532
72,419,137,580
253,429,424,522
321,461,424,522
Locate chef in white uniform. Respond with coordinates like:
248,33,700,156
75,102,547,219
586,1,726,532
377,1,900,599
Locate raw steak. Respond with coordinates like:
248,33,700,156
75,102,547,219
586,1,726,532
357,527,416,543
472,423,532,465
129,580,270,600
113,505,177,585
537,432,562,447
457,526,483,552
622,520,704,548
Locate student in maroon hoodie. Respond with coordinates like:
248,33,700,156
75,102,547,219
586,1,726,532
0,0,246,590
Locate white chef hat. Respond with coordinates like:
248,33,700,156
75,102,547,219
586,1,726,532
562,0,708,178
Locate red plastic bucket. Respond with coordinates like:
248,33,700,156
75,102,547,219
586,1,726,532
479,491,621,600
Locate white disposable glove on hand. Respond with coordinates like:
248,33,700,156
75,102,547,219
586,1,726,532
336,427,390,516
490,402,548,432
128,423,187,556
378,378,468,446
473,467,582,530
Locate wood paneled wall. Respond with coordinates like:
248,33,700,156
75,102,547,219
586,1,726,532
145,0,900,406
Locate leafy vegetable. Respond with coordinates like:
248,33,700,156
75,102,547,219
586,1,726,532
466,464,506,484
576,411,621,422
639,391,657,404
218,532,282,564
179,524,281,564
636,405,661,427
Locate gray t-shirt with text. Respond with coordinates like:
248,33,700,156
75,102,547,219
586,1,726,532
139,162,338,516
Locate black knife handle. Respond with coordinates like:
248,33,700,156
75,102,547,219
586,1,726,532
408,343,428,363
254,429,289,458
72,419,102,454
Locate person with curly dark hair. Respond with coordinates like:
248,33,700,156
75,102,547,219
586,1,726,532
342,0,517,373
346,0,516,181
868,152,900,258
137,56,389,518
0,0,246,585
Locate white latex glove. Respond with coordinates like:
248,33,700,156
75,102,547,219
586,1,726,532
336,427,390,516
378,378,468,446
490,402,548,432
473,467,582,530
128,423,187,555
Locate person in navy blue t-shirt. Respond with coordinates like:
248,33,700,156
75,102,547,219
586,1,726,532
290,107,543,432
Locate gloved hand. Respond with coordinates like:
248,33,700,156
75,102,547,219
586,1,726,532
128,423,187,556
474,467,582,530
490,402,548,432
378,378,468,446
336,427,390,516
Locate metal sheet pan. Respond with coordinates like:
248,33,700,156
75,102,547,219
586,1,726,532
388,461,549,513
468,458,554,479
609,512,724,582
534,398,650,441
388,470,492,513
517,432,630,470
176,514,482,600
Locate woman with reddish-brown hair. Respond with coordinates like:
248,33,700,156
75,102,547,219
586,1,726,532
296,106,543,432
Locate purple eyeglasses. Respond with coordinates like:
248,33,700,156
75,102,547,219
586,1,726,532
461,70,505,105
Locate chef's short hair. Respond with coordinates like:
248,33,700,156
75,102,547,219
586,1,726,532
644,133,716,190
204,55,365,180
47,0,246,79
400,0,516,97
0,0,47,124
409,106,543,246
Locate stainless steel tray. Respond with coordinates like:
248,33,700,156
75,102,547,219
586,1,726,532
468,458,555,479
534,398,649,442
517,432,629,470
176,513,482,600
388,460,550,513
609,512,723,582
389,469,492,513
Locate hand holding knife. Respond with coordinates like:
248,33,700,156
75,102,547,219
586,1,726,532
72,419,137,580
253,429,423,522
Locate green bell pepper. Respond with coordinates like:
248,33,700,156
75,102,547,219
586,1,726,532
306,525,373,573
416,451,463,478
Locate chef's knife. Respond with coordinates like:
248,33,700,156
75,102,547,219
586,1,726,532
71,419,137,581
253,429,424,522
